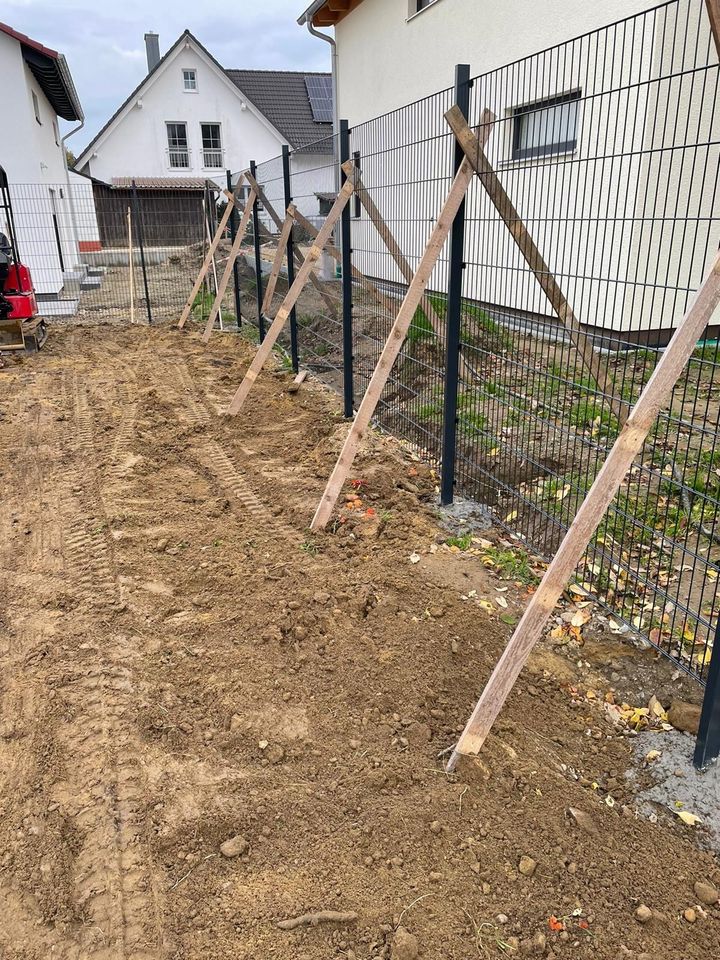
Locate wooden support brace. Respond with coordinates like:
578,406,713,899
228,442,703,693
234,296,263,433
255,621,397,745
310,142,479,532
445,105,628,425
178,180,243,329
201,189,257,343
353,170,446,335
291,206,399,319
261,206,296,317
352,113,494,384
447,250,720,771
244,171,339,322
706,0,720,57
225,163,356,415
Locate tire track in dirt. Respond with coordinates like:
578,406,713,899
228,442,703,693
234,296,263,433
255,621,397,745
146,353,304,542
0,369,86,958
49,371,164,959
197,440,303,544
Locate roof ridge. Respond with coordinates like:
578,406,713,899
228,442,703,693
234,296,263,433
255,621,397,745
226,68,331,76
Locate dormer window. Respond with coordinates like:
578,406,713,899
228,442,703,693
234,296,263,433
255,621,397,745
183,69,197,92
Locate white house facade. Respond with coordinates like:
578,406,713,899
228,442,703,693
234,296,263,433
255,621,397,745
0,21,85,295
298,0,720,342
74,32,336,221
299,0,662,126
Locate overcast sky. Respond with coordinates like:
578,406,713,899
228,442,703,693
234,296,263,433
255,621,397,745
5,0,329,152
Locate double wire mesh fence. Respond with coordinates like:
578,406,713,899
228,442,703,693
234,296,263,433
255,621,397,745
245,0,720,701
3,0,720,745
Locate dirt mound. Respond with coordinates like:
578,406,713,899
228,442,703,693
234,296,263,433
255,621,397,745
0,319,717,959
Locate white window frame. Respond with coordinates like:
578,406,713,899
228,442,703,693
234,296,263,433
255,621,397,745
182,68,198,92
200,122,223,169
166,121,190,169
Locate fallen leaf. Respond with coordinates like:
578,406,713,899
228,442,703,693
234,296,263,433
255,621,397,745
676,810,702,827
496,596,509,608
645,750,662,762
570,610,592,627
548,916,565,932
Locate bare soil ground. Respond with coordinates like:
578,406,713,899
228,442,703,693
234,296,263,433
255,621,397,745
1,319,719,960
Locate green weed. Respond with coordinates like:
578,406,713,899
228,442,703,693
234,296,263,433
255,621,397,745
482,546,539,584
446,532,473,550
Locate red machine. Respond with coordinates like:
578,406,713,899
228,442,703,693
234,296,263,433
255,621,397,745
0,165,46,352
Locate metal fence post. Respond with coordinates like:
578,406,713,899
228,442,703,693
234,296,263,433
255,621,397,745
340,120,354,417
282,145,300,373
249,160,265,341
694,629,720,769
440,64,471,505
131,179,152,325
226,169,242,328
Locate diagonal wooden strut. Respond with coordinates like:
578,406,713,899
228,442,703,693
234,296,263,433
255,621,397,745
445,105,628,425
225,163,356,416
178,180,243,329
244,171,339,322
353,169,443,327
201,189,257,343
291,207,399,319
310,130,484,532
352,113,495,384
447,250,720,772
261,206,296,318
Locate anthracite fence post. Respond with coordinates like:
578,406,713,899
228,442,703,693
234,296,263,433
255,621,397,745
249,160,265,341
226,169,242,328
440,64,471,506
131,179,152,325
340,120,354,417
282,145,300,373
694,628,720,769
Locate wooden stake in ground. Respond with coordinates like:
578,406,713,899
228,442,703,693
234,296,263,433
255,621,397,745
446,250,720,772
205,197,223,331
177,181,242,330
225,163,356,416
445,105,628,425
310,120,492,531
127,205,135,325
201,189,257,343
260,206,295,318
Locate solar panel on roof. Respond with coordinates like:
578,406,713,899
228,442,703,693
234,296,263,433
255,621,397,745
305,75,333,123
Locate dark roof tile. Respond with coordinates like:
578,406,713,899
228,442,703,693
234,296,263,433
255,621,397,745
226,69,333,152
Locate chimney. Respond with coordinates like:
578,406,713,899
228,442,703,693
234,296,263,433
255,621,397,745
144,32,160,72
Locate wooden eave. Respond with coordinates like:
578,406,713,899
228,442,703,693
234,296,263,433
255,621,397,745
312,0,366,27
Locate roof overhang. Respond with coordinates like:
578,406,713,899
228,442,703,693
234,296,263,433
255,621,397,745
297,0,365,27
0,22,83,120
